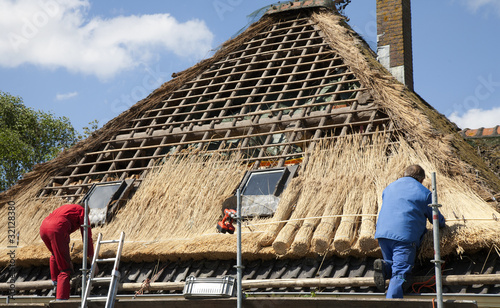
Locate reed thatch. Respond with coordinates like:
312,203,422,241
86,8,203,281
1,8,499,266
259,133,499,258
3,131,499,265
312,11,500,193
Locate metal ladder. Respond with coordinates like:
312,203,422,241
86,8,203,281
81,231,125,308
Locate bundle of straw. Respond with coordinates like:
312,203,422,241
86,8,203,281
290,146,339,256
259,177,303,246
357,189,379,251
310,180,347,254
290,193,327,256
310,136,372,254
272,182,320,255
332,189,363,253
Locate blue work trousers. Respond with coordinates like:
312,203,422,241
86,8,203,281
378,238,417,298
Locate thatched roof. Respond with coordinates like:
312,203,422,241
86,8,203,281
1,6,499,266
461,127,500,208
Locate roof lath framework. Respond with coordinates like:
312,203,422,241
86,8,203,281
39,12,393,201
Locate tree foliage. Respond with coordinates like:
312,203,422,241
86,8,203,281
78,119,100,140
0,92,78,191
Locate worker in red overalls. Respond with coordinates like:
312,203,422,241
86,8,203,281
40,203,95,300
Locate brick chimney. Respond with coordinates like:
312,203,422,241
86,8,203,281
376,0,413,90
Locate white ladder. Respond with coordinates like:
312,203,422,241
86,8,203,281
81,231,125,308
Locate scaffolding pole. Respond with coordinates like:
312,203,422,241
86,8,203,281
235,189,243,308
430,172,444,308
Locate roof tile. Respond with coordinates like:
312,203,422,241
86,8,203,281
483,127,494,136
3,255,500,297
462,126,500,138
465,129,479,137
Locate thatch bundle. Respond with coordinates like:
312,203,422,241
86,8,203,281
291,145,343,256
262,134,500,258
258,176,303,246
272,182,318,255
332,190,363,253
357,190,379,251
310,174,349,255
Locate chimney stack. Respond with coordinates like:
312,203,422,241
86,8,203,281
376,0,413,90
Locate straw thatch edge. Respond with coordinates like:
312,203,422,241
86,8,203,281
312,10,500,196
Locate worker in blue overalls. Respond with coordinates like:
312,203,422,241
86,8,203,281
374,165,445,298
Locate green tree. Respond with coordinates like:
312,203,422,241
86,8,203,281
78,119,100,140
0,92,78,191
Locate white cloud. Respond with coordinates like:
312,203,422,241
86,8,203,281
460,0,500,16
449,107,500,129
56,91,78,100
0,0,214,79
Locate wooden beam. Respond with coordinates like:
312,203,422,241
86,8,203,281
133,74,357,120
118,96,361,133
116,103,376,138
151,70,353,110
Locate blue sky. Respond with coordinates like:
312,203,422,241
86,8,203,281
1,0,499,133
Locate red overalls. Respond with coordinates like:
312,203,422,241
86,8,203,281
39,204,94,300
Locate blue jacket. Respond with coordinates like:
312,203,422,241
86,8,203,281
375,177,445,245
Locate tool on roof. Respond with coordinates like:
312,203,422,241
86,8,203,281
215,190,244,308
217,209,237,234
81,231,125,308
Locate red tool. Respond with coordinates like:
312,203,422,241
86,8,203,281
217,209,237,234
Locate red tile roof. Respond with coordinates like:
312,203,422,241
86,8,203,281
461,126,500,138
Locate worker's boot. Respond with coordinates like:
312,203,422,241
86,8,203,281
373,259,386,292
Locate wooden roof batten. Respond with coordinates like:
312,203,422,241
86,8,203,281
38,5,391,201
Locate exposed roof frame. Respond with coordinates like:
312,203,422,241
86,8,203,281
38,13,393,201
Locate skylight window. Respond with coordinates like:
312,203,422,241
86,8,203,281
80,180,134,225
242,170,285,196
237,166,298,218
